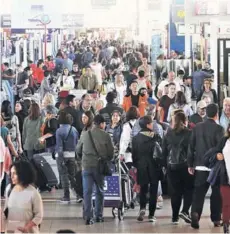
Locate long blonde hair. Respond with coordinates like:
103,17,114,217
42,93,55,107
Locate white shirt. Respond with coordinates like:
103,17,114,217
107,83,126,105
137,79,147,89
58,75,75,90
222,139,230,184
90,63,103,85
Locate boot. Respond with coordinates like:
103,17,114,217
223,223,229,234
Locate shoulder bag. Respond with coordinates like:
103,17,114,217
88,130,112,176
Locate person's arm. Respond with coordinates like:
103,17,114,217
76,133,84,158
78,76,83,89
131,137,138,167
15,116,22,153
56,130,64,158
69,76,75,90
7,135,18,157
94,75,99,91
106,134,114,161
187,127,196,174
212,89,218,104
167,105,173,123
161,134,168,167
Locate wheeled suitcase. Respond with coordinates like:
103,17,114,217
32,152,58,191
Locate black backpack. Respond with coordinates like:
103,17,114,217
168,137,187,170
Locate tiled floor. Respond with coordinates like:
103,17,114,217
32,189,223,233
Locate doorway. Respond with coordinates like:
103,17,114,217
217,39,230,106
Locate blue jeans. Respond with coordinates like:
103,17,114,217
82,168,104,219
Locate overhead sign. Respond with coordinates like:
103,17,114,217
11,0,62,29
91,0,116,9
1,14,11,28
171,0,185,24
62,14,84,28
195,0,220,15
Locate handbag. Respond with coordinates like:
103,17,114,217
88,130,112,176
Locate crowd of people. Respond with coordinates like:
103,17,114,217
0,39,230,234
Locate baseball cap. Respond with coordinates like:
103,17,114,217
197,100,207,109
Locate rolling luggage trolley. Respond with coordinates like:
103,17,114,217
92,161,132,221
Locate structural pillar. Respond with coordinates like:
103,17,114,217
210,19,219,92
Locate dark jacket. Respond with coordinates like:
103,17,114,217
15,110,27,135
44,118,59,135
132,129,162,186
61,106,82,134
105,123,123,147
162,128,191,169
197,89,218,104
99,103,124,125
204,137,229,186
188,119,224,168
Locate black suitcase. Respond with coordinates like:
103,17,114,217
32,153,58,191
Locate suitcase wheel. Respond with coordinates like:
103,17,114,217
112,208,117,218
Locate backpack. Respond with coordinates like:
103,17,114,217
168,137,187,170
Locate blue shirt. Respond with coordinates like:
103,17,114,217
55,124,79,153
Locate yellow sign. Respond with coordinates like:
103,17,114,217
177,10,185,18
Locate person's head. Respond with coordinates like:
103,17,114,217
139,115,153,130
66,95,77,108
81,94,92,110
138,70,145,79
82,110,94,128
10,161,36,186
168,83,176,96
72,63,79,72
197,100,207,118
175,91,187,106
85,66,92,76
45,105,57,119
139,87,148,97
146,105,157,120
111,110,121,125
58,111,73,125
37,60,44,68
42,93,55,108
115,73,124,84
1,100,13,117
44,70,50,78
142,57,148,65
63,68,70,76
197,64,202,70
126,106,140,122
28,102,40,120
93,114,106,130
183,76,192,85
172,111,187,132
15,101,23,113
106,92,116,104
23,99,31,113
168,71,175,82
203,79,211,91
130,81,138,94
177,69,185,78
204,62,211,70
223,98,230,117
3,62,9,70
24,66,33,76
206,103,218,120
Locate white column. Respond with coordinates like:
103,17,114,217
23,39,27,67
38,34,42,60
210,19,218,92
15,41,20,65
29,38,34,62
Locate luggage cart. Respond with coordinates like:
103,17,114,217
92,161,132,221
